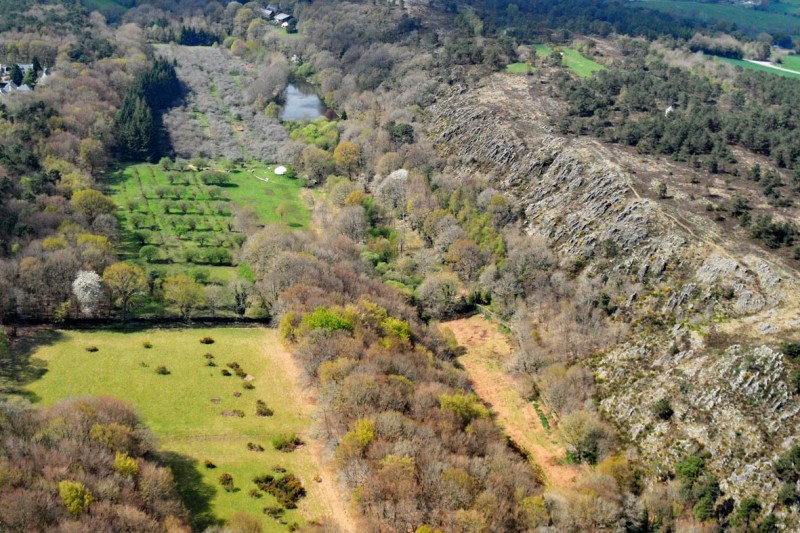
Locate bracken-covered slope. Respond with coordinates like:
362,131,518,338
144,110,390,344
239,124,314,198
427,72,800,513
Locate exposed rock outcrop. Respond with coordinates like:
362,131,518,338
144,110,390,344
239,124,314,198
426,73,800,517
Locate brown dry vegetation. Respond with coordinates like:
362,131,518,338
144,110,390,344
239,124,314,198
446,315,584,490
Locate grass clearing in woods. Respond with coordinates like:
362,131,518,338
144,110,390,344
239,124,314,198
21,327,324,532
717,57,800,79
108,160,309,276
506,62,535,74
534,44,605,78
778,54,800,73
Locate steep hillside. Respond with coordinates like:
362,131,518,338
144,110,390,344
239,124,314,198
428,71,800,516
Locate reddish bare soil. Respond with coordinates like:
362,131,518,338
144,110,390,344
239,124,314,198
445,315,585,490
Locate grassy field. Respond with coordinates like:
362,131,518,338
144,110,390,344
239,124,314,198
535,44,605,78
225,165,310,228
109,160,309,274
506,62,534,74
631,0,800,36
22,327,325,531
717,57,800,79
779,54,800,72
560,48,605,78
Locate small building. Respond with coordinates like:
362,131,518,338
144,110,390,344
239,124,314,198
0,63,37,81
0,81,18,97
274,13,293,24
259,8,274,19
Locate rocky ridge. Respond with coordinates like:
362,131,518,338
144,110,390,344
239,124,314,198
426,73,800,513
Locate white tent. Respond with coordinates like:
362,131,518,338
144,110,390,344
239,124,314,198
274,165,287,175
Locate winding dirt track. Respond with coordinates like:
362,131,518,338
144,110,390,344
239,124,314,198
445,316,585,490
261,330,359,532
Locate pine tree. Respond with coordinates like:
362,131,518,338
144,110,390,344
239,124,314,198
9,64,22,86
116,93,154,161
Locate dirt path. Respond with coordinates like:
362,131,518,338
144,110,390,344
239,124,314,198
445,316,585,490
261,329,359,532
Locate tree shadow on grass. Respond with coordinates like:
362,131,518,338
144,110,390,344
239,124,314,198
159,451,221,531
0,328,64,401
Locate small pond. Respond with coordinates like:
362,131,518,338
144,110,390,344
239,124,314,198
280,82,326,121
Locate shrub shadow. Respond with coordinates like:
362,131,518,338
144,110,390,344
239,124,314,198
0,328,62,400
159,451,220,531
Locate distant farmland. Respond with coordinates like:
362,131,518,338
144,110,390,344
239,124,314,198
630,0,800,36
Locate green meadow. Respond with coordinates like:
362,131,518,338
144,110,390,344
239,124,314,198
717,57,800,80
631,0,800,36
506,62,535,74
22,327,325,532
779,54,800,73
534,44,605,78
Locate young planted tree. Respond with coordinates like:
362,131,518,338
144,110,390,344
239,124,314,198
139,245,160,263
102,263,147,320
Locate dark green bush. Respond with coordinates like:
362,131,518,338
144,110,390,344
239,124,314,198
256,400,273,417
651,398,674,420
253,473,306,508
219,472,234,492
781,342,800,361
272,433,303,452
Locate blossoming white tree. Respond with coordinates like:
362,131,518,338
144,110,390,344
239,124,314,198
72,270,103,315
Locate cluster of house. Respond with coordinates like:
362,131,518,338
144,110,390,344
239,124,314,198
0,63,47,97
259,5,295,28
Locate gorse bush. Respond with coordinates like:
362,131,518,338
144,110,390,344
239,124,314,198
59,481,93,516
652,398,674,421
300,306,355,333
256,400,274,417
219,472,235,492
113,452,139,477
253,473,306,508
272,433,303,452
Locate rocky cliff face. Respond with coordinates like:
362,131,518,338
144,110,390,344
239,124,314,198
427,73,800,514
